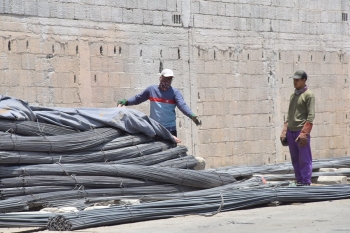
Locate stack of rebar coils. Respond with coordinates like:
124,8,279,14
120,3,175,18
1,118,350,231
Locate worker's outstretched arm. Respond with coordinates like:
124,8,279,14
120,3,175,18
118,87,151,107
174,90,201,126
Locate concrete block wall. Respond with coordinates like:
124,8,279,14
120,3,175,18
0,0,350,168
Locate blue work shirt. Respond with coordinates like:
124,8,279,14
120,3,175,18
127,85,193,131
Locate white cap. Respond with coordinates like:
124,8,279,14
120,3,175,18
160,69,174,77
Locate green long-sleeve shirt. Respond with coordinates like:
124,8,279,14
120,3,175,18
287,89,315,131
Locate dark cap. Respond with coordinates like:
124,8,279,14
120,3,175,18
290,70,307,80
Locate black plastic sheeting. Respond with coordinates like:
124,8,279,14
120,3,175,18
0,95,174,142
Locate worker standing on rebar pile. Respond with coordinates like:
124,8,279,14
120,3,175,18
280,70,315,186
117,69,201,143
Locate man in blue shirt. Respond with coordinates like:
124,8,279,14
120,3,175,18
118,69,201,142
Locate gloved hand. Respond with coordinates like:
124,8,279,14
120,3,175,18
191,114,202,126
280,122,288,146
295,121,313,147
117,99,128,107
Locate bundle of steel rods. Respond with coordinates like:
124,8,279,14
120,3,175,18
0,164,236,188
46,185,350,231
0,141,173,164
155,155,198,169
87,134,152,151
258,169,350,181
0,119,78,136
2,184,197,210
212,156,350,178
0,212,53,228
110,146,188,166
0,128,123,152
1,186,76,199
0,175,161,189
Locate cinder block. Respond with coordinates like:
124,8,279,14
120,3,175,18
126,0,138,9
37,0,50,17
317,176,347,185
62,87,80,104
111,7,123,23
0,55,8,70
166,0,178,13
74,4,88,20
11,0,25,14
21,54,36,70
91,72,109,87
8,54,22,70
92,86,114,103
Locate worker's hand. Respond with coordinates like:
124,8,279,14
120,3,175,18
117,99,128,107
280,122,288,146
173,135,181,143
295,134,308,147
191,114,202,126
295,122,312,147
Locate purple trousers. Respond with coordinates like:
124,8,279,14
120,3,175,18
286,129,312,184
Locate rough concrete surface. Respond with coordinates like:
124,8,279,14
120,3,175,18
1,199,349,233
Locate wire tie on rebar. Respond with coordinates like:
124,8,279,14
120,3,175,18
273,188,278,202
36,120,44,136
9,132,17,151
101,149,107,162
135,145,143,156
21,167,31,177
56,162,70,176
71,174,78,184
178,168,185,185
14,121,18,133
73,211,87,227
119,181,124,188
125,206,135,222
16,151,21,164
111,165,119,176
42,135,53,153
217,172,225,186
48,152,54,164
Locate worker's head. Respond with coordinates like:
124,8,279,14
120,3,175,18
159,69,174,91
290,70,307,90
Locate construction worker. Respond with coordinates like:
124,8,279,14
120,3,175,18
280,70,315,186
117,69,201,143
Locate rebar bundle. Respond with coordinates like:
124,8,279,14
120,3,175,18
0,128,123,152
0,175,160,189
155,155,198,169
0,212,53,228
87,134,152,151
0,119,78,136
0,164,236,188
3,184,197,210
46,185,350,231
110,146,188,166
0,141,173,164
258,169,350,181
212,156,350,178
0,186,75,199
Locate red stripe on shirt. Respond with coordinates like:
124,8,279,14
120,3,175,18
149,97,175,104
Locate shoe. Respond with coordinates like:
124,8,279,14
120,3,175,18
297,183,310,186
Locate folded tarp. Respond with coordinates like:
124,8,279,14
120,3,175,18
0,95,174,142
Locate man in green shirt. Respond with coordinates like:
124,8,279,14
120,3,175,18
280,70,315,186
